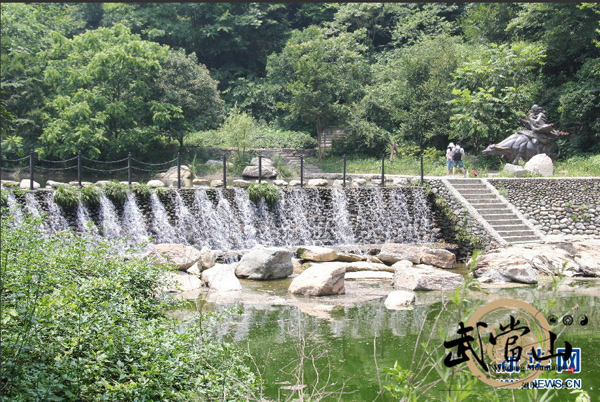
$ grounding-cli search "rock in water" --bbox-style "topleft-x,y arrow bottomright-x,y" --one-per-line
145,243 -> 202,270
384,290 -> 416,309
421,248 -> 456,269
288,262 -> 346,296
202,264 -> 242,291
377,243 -> 424,264
297,246 -> 338,262
235,245 -> 293,280
393,265 -> 462,291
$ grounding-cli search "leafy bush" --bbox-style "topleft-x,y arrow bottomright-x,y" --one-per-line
80,185 -> 101,206
54,185 -> 80,209
103,180 -> 128,205
247,183 -> 281,207
0,214 -> 259,400
132,183 -> 152,198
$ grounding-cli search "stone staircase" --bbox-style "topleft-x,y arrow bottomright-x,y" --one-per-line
263,149 -> 322,176
447,178 -> 543,244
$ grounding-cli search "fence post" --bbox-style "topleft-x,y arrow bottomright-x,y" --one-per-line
77,151 -> 82,187
300,156 -> 304,188
222,153 -> 227,189
420,151 -> 424,184
258,154 -> 262,184
177,151 -> 181,189
29,148 -> 34,190
381,154 -> 385,187
128,152 -> 132,186
343,154 -> 347,188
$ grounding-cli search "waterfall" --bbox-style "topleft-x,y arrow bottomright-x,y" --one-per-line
3,186 -> 437,249
99,193 -> 122,240
122,193 -> 150,247
5,191 -> 24,225
149,193 -> 179,244
76,202 -> 100,236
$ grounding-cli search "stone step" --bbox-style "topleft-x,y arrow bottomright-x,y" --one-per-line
489,223 -> 533,230
501,235 -> 542,243
470,202 -> 508,209
462,194 -> 498,201
496,229 -> 538,237
447,179 -> 481,183
452,184 -> 489,190
456,189 -> 495,196
486,219 -> 527,225
478,213 -> 520,220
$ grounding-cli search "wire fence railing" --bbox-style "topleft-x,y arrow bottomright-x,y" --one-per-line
1,150 -> 425,190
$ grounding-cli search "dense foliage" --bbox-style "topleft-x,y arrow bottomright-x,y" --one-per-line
0,214 -> 259,400
1,3 -> 599,161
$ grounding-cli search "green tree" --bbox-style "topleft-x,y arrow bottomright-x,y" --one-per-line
39,25 -> 171,159
449,42 -> 546,151
266,26 -> 369,158
349,35 -> 464,159
461,3 -> 520,44
155,49 -> 224,149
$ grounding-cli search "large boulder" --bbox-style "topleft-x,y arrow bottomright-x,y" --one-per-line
307,179 -> 328,187
335,252 -> 367,263
20,179 -> 40,189
474,258 -> 538,284
391,260 -> 414,270
250,157 -> 273,166
235,245 -> 293,280
147,180 -> 165,188
503,163 -> 525,177
524,154 -> 553,177
202,264 -> 242,291
233,179 -> 251,188
384,290 -> 416,310
199,246 -> 216,270
344,261 -> 395,273
288,262 -> 346,296
145,244 -> 202,270
393,265 -> 462,291
345,271 -> 393,281
377,244 -> 424,264
421,248 -> 456,269
156,165 -> 192,186
242,165 -> 277,178
297,246 -> 338,262
166,271 -> 203,293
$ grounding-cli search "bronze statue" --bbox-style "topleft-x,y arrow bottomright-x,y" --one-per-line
482,105 -> 563,164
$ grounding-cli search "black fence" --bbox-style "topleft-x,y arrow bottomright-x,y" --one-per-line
1,150 -> 425,190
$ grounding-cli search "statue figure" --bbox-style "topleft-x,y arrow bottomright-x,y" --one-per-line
482,105 -> 563,164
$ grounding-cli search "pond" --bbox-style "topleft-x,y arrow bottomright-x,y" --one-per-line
190,277 -> 600,401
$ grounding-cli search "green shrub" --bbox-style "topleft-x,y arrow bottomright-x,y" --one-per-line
247,183 -> 280,207
0,214 -> 259,400
80,185 -> 101,206
132,183 -> 152,198
54,185 -> 80,209
103,180 -> 128,205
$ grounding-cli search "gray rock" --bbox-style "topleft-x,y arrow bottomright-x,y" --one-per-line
250,157 -> 273,166
273,180 -> 288,186
186,262 -> 201,277
157,165 -> 192,186
288,262 -> 346,296
166,271 -> 203,293
378,244 -> 424,264
288,180 -> 302,187
421,248 -> 456,269
335,252 -> 367,263
20,179 -> 40,189
297,246 -> 338,262
524,154 -> 553,177
345,271 -> 393,281
503,164 -> 525,177
233,179 -> 251,188
199,246 -> 216,270
384,290 -> 416,309
393,265 -> 462,291
193,178 -> 209,186
0,180 -> 19,187
147,180 -> 165,188
352,178 -> 367,187
145,243 -> 202,270
202,264 -> 242,291
95,180 -> 111,187
242,165 -> 277,178
344,261 -> 395,273
391,260 -> 414,270
307,179 -> 328,187
46,180 -> 69,188
205,160 -> 223,166
210,180 -> 224,188
235,245 -> 293,280
474,259 -> 538,284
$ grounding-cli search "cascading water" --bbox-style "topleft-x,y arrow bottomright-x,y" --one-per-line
5,191 -> 24,224
122,193 -> 150,247
4,186 -> 436,249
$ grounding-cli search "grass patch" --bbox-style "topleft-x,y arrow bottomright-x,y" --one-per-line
247,183 -> 280,207
554,154 -> 600,176
53,185 -> 80,209
103,180 -> 128,205
80,185 -> 101,206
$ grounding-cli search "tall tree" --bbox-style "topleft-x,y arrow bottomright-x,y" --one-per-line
266,26 -> 369,157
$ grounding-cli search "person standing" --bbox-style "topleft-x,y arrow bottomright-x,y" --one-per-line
446,142 -> 455,176
452,143 -> 467,177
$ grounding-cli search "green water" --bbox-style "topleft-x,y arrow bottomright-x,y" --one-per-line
197,278 -> 600,401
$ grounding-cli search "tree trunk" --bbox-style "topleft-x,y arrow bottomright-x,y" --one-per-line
389,141 -> 396,163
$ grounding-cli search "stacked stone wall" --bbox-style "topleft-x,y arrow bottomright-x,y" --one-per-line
487,178 -> 600,236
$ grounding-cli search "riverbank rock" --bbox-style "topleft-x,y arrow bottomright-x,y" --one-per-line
524,154 -> 553,177
242,165 -> 277,178
352,178 -> 367,187
199,246 -> 216,270
384,290 -> 416,309
145,243 -> 202,270
20,179 -> 40,189
1,180 -> 19,187
344,261 -> 395,273
46,180 -> 68,188
156,165 -> 192,186
167,271 -> 203,293
473,238 -> 600,280
297,246 -> 338,262
193,178 -> 209,186
335,252 -> 367,263
210,180 -> 224,187
503,164 -> 525,177
235,246 -> 293,280
251,157 -> 273,166
345,271 -> 393,281
377,244 -> 423,264
147,180 -> 165,188
392,260 -> 414,270
202,264 -> 242,291
307,179 -> 328,187
288,262 -> 346,296
393,265 -> 462,291
473,257 -> 538,284
233,179 -> 251,188
421,248 -> 456,269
